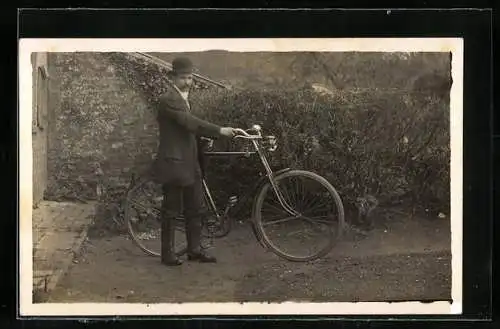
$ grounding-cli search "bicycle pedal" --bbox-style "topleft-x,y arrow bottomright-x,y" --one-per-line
201,243 -> 214,250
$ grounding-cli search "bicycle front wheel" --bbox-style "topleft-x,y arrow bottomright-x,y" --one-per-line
253,170 -> 345,262
124,177 -> 187,257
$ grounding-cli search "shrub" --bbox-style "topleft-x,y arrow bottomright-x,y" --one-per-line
189,88 -> 450,215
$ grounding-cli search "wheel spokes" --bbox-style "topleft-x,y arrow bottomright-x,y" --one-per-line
261,215 -> 299,227
257,173 -> 343,260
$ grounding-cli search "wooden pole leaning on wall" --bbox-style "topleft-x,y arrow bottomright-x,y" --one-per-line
127,52 -> 232,90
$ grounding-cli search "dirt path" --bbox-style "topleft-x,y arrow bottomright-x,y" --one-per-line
48,214 -> 451,303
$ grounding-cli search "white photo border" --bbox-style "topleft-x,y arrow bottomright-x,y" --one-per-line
18,38 -> 463,316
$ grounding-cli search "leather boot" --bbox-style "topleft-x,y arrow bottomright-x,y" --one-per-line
161,217 -> 183,266
185,211 -> 217,263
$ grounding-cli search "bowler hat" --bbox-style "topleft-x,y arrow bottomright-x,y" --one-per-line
171,57 -> 193,75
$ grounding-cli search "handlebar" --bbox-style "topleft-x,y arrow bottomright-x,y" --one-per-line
201,124 -> 277,153
233,127 -> 262,140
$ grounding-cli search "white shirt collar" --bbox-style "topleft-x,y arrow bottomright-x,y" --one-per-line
172,84 -> 190,109
173,84 -> 189,99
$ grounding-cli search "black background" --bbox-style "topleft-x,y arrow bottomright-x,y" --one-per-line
2,7 -> 496,328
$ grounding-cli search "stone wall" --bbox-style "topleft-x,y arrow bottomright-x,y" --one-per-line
45,52 -> 159,202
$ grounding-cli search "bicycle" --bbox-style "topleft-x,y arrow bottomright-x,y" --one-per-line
124,124 -> 345,262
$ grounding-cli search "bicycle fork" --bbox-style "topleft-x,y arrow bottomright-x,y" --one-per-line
253,139 -> 299,217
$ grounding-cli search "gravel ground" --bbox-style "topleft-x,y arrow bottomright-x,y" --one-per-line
233,250 -> 451,303
46,213 -> 452,304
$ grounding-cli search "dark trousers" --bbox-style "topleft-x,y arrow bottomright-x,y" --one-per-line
160,175 -> 205,261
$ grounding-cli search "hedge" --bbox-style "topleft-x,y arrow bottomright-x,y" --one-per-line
190,88 -> 450,212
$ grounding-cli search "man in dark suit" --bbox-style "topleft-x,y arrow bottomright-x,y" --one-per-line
152,57 -> 236,266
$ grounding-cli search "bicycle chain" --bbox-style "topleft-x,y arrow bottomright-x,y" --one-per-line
204,216 -> 218,248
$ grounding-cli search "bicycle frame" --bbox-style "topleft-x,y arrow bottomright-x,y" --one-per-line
124,125 -> 297,224
201,162 -> 292,222
200,125 -> 298,221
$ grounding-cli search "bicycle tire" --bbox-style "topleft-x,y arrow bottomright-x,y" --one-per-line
124,177 -> 187,257
252,169 -> 345,262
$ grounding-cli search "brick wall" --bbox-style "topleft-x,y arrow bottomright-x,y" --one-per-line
32,52 -> 49,207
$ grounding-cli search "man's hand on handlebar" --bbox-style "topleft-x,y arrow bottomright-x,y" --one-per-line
220,126 -> 261,138
219,127 -> 238,137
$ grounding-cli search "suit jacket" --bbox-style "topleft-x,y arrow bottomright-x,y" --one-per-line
151,87 -> 221,186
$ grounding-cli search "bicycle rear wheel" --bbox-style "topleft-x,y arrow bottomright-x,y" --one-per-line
124,177 -> 187,257
253,170 -> 345,262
